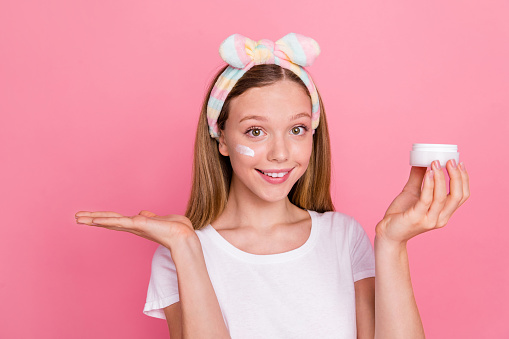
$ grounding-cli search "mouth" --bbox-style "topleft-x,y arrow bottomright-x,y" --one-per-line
255,168 -> 294,183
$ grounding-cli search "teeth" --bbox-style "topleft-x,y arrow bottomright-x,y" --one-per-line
262,171 -> 288,178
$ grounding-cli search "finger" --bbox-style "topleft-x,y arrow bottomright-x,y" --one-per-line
78,216 -> 134,231
148,213 -> 190,224
76,216 -> 100,226
427,160 -> 448,225
75,211 -> 124,219
457,162 -> 471,207
76,216 -> 113,229
436,159 -> 463,228
138,210 -> 180,222
412,168 -> 434,217
403,166 -> 427,196
77,217 -> 145,236
136,211 -> 186,226
139,210 -> 158,218
92,216 -> 135,228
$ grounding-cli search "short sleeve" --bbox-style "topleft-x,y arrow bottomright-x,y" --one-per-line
143,244 -> 180,319
348,217 -> 376,282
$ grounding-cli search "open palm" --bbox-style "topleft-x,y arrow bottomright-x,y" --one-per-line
75,210 -> 196,249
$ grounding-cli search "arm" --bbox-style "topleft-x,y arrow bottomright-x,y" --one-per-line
355,277 -> 375,339
168,234 -> 231,339
373,237 -> 424,339
353,245 -> 423,339
372,160 -> 470,339
74,211 -> 230,339
164,302 -> 182,339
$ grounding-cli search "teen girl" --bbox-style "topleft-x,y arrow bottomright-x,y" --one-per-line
75,33 -> 470,338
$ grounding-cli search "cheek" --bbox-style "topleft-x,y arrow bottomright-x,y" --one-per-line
234,142 -> 271,161
231,138 -> 313,167
235,144 -> 255,157
292,139 -> 313,165
230,143 -> 259,171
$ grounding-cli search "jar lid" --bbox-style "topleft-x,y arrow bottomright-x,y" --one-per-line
412,143 -> 458,152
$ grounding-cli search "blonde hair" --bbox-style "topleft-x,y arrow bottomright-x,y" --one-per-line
185,64 -> 335,230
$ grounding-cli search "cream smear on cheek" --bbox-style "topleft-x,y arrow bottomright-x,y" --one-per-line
235,144 -> 255,157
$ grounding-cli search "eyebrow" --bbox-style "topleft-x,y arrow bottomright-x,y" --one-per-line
239,112 -> 311,123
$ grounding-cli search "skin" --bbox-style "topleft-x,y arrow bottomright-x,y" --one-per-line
371,159 -> 470,338
377,160 -> 470,242
213,80 -> 314,234
75,80 -> 470,338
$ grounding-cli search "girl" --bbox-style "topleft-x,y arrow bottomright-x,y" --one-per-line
75,33 -> 470,339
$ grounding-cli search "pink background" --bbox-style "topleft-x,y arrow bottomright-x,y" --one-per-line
1,0 -> 507,338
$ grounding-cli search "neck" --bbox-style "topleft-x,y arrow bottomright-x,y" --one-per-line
216,175 -> 304,233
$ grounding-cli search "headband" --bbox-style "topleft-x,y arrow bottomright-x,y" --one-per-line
206,33 -> 321,139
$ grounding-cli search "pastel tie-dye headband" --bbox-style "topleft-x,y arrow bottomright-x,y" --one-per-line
206,33 -> 321,139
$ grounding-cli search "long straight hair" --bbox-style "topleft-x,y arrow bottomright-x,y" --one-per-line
185,64 -> 335,230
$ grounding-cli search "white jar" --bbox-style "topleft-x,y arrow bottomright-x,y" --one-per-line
409,143 -> 460,167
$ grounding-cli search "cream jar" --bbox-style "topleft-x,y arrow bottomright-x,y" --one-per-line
409,143 -> 459,167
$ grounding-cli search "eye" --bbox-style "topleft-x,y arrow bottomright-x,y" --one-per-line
245,127 -> 266,138
290,125 -> 308,136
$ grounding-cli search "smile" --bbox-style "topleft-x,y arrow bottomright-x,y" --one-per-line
255,168 -> 294,184
260,171 -> 289,178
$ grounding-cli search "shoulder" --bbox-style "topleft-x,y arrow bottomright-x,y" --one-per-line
309,210 -> 360,229
309,210 -> 368,243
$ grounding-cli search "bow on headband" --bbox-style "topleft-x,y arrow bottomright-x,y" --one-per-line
207,33 -> 321,139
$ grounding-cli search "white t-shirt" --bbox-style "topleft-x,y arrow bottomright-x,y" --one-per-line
144,210 -> 376,339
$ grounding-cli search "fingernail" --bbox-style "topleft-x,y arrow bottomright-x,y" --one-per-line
459,162 -> 466,171
433,160 -> 441,170
428,169 -> 434,180
451,159 -> 457,168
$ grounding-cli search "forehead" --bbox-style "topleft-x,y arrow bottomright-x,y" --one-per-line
229,81 -> 312,121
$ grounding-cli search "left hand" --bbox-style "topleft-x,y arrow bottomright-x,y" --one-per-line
376,159 -> 470,245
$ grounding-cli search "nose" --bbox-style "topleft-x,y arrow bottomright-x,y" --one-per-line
267,133 -> 289,162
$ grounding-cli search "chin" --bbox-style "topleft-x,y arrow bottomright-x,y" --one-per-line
262,193 -> 290,203
256,185 -> 296,203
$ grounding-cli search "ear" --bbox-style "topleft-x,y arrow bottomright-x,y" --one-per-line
218,131 -> 229,157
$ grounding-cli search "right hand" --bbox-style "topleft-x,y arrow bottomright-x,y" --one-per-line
375,159 -> 470,246
75,210 -> 196,249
